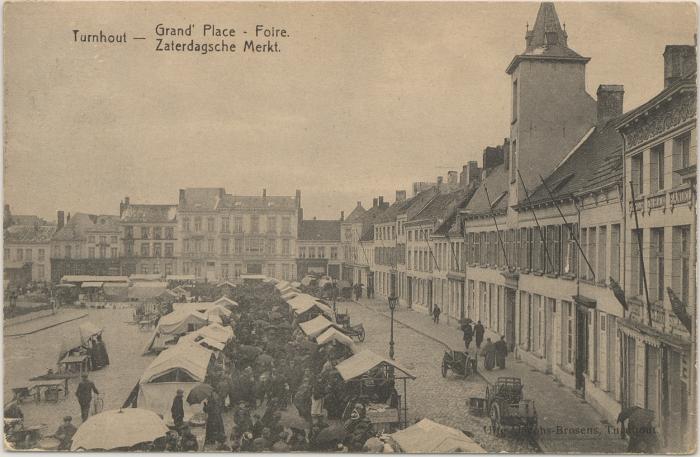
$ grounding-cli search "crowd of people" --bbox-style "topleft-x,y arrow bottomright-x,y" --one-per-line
148,282 -> 381,452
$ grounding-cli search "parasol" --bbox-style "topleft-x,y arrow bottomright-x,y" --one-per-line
186,383 -> 215,405
70,408 -> 169,451
278,409 -> 309,430
255,353 -> 274,366
315,424 -> 346,443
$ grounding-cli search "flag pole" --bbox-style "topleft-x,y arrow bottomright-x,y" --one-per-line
517,169 -> 555,273
483,185 -> 510,269
538,174 -> 595,280
629,180 -> 653,327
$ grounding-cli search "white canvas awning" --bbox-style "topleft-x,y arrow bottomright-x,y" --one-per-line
336,350 -> 415,381
81,282 -> 104,288
62,275 -> 128,284
298,314 -> 342,338
390,419 -> 486,453
213,296 -> 238,308
316,327 -> 355,351
79,322 -> 102,345
128,282 -> 168,300
166,275 -> 195,282
140,341 -> 212,384
275,280 -> 290,290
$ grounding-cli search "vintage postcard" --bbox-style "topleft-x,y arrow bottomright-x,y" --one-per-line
3,1 -> 697,453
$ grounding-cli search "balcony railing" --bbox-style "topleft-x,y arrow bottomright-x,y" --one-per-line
670,186 -> 693,207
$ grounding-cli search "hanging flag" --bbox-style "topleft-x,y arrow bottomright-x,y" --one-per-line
609,277 -> 627,311
667,287 -> 692,333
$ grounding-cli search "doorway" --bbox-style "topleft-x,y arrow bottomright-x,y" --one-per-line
504,288 -> 516,352
575,307 -> 589,393
407,277 -> 413,308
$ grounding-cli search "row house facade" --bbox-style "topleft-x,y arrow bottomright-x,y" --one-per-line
119,198 -> 178,277
4,223 -> 56,282
50,212 -> 122,282
454,3 -> 696,452
340,201 -> 366,284
616,46 -> 696,452
177,188 -> 300,282
296,218 -> 343,279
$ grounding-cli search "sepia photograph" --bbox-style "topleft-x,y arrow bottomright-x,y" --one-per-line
2,1 -> 697,453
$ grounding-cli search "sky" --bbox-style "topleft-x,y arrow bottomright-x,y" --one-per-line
3,1 -> 697,221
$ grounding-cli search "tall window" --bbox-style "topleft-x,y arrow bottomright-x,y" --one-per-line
631,153 -> 644,195
282,239 -> 290,256
519,291 -> 530,350
651,228 -> 665,303
221,263 -> 229,279
183,218 -> 190,232
234,238 -> 243,254
610,224 -> 621,282
512,79 -> 518,122
250,215 -> 259,234
598,226 -> 607,284
267,216 -> 277,234
109,246 -> 117,257
651,144 -> 665,192
141,243 -> 149,257
165,227 -> 174,239
165,243 -> 174,257
319,247 -> 326,258
673,226 -> 691,305
631,229 -> 644,297
674,134 -> 691,170
331,247 -> 338,260
207,239 -> 214,253
562,224 -> 578,276
207,217 -> 215,232
282,217 -> 291,234
532,227 -> 543,272
153,227 -> 161,240
233,217 -> 243,233
141,227 -> 149,239
221,217 -> 230,233
194,217 -> 202,232
562,301 -> 574,368
221,239 -> 230,255
154,244 -> 162,257
511,140 -> 517,183
88,247 -> 95,258
589,227 -> 597,281
266,239 -> 276,255
580,228 -> 589,280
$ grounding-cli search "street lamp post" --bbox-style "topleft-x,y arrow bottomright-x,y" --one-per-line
388,295 -> 398,359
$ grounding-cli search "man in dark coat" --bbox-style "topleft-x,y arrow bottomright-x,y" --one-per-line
203,393 -> 225,446
481,338 -> 496,370
474,321 -> 485,349
494,336 -> 508,369
75,374 -> 99,422
432,305 -> 441,324
462,322 -> 473,350
171,389 -> 185,428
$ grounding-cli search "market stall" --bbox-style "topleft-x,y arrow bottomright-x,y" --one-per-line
390,418 -> 486,453
336,350 -> 415,432
142,309 -> 209,354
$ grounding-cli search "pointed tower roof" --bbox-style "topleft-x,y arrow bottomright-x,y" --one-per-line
506,2 -> 589,74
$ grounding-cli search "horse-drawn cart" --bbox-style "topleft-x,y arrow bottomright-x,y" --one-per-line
441,349 -> 477,378
485,377 -> 537,436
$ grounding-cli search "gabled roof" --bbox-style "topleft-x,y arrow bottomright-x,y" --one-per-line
52,213 -> 120,241
9,215 -> 51,226
374,197 -> 417,225
518,118 -> 624,207
358,203 -> 391,241
178,188 -> 225,211
344,203 -> 366,223
410,186 -> 475,225
5,224 -> 56,244
462,165 -> 510,218
121,204 -> 177,223
506,2 -> 589,74
299,220 -> 341,241
616,70 -> 697,131
217,195 -> 297,211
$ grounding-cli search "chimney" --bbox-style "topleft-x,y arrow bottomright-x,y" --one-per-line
378,196 -> 384,206
373,198 -> 378,208
664,45 -> 696,88
447,171 -> 458,190
483,144 -> 506,171
66,212 -> 71,223
356,201 -> 362,207
120,196 -> 130,217
597,85 -> 624,124
57,211 -> 65,229
295,189 -> 301,207
313,216 -> 317,220
262,188 -> 267,198
395,190 -> 407,202
340,211 -> 344,221
179,189 -> 186,205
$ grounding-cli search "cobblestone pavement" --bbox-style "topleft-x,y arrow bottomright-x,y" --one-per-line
351,298 -> 627,454
5,308 -> 156,433
338,300 -> 538,452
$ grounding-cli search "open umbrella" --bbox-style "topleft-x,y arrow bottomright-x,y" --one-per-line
70,408 -> 169,451
186,383 -> 215,405
278,409 -> 309,430
315,424 -> 346,444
